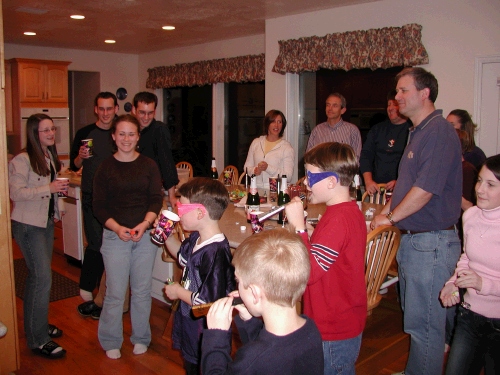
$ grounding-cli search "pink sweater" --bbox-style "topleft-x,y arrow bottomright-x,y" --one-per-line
447,205 -> 500,318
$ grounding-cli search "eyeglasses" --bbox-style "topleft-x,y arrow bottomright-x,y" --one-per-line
176,201 -> 206,217
306,170 -> 339,187
38,127 -> 57,134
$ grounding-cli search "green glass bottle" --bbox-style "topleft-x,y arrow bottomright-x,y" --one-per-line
210,157 -> 218,180
246,175 -> 260,223
277,175 -> 290,224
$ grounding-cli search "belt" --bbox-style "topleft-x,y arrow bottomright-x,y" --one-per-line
399,225 -> 455,235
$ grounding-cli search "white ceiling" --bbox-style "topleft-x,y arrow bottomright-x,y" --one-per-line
2,0 -> 377,54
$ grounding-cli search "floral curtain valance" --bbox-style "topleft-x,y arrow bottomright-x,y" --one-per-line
146,53 -> 265,89
272,23 -> 428,74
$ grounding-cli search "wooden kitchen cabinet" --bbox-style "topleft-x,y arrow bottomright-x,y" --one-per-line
9,58 -> 71,107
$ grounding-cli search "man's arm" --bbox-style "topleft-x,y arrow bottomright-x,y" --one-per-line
372,186 -> 432,228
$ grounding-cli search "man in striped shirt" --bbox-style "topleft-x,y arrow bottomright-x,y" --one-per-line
306,93 -> 362,159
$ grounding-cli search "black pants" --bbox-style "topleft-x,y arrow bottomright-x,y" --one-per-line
79,192 -> 104,292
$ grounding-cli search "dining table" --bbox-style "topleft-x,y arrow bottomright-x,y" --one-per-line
221,185 -> 384,249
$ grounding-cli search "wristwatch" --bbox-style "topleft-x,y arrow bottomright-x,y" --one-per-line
386,211 -> 396,226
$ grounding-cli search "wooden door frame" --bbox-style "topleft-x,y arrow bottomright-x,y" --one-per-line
0,0 -> 21,372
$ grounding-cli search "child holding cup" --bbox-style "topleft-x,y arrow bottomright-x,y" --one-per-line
163,177 -> 235,375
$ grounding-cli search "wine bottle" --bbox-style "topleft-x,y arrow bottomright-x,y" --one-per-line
246,175 -> 260,223
354,174 -> 362,201
211,157 -> 218,179
277,175 -> 290,224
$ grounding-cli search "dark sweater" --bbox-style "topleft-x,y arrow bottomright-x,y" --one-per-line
360,119 -> 411,182
70,123 -> 114,194
201,315 -> 324,375
138,120 -> 179,190
92,154 -> 163,228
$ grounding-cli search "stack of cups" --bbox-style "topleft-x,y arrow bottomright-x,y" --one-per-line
269,177 -> 278,202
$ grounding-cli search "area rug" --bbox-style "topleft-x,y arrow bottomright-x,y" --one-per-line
14,258 -> 80,302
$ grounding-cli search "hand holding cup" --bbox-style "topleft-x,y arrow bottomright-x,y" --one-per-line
151,210 -> 180,245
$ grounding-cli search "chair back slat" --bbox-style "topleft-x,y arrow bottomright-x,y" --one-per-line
362,183 -> 388,205
176,161 -> 193,178
365,225 -> 401,313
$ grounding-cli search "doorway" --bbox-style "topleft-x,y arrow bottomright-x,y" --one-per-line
68,71 -> 100,142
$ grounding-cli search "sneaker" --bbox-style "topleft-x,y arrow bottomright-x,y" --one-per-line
90,306 -> 102,320
77,300 -> 101,317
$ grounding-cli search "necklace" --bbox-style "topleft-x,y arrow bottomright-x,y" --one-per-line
480,226 -> 490,238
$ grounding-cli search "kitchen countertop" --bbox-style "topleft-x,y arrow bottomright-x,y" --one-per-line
58,171 -> 82,187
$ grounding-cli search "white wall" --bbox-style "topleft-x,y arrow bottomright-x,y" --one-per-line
265,0 -> 500,152
4,43 -> 140,109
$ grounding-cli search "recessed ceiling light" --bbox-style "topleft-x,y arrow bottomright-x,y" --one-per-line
162,26 -> 175,30
105,40 -> 116,44
24,32 -> 36,36
70,15 -> 85,20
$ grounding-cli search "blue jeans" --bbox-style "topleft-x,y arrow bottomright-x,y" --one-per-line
397,229 -> 461,375
12,219 -> 55,349
323,333 -> 362,375
445,306 -> 500,375
98,229 -> 157,351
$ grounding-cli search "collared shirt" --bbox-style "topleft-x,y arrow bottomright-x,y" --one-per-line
306,119 -> 362,159
390,110 -> 462,232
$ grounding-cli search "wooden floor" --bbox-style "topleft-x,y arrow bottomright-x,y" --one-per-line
11,230 -> 411,375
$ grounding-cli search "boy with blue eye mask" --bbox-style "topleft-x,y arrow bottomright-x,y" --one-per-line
285,142 -> 367,375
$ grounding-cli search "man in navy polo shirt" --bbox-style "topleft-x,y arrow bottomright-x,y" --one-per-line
371,67 -> 462,375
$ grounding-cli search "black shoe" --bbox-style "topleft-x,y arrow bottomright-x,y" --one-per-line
90,306 -> 102,320
77,300 -> 101,317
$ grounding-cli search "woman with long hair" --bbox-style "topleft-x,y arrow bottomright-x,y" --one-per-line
447,109 -> 486,169
440,154 -> 500,374
243,109 -> 294,188
9,113 -> 69,359
92,114 -> 163,359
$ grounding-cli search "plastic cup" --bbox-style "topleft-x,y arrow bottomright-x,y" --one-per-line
223,170 -> 233,186
81,139 -> 93,157
151,210 -> 180,245
56,177 -> 69,197
250,211 -> 264,234
268,177 -> 278,202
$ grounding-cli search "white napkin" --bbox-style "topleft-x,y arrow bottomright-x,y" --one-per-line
235,195 -> 272,208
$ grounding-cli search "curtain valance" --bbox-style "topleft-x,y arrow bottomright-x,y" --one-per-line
272,23 -> 428,74
146,53 -> 265,89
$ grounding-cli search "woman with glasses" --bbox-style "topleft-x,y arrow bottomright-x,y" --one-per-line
9,113 -> 69,359
92,114 -> 163,359
440,154 -> 500,375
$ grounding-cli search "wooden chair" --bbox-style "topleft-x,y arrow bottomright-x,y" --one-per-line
238,171 -> 247,185
219,165 -> 239,185
176,161 -> 193,178
296,176 -> 306,187
362,183 -> 387,205
365,225 -> 401,314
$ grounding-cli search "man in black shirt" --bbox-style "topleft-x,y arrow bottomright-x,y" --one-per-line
70,92 -> 117,316
132,92 -> 178,208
